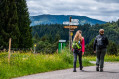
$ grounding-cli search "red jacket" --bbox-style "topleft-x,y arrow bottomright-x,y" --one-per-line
81,38 -> 85,52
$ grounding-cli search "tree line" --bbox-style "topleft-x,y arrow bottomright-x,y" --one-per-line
32,20 -> 119,54
0,0 -> 32,50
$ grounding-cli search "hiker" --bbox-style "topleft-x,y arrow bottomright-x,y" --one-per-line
93,29 -> 108,72
72,30 -> 85,72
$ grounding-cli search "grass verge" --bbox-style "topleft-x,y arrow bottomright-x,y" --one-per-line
83,55 -> 119,62
0,50 -> 93,79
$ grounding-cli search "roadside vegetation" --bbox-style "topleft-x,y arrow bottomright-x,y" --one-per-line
84,55 -> 119,62
0,48 -> 119,79
0,49 -> 93,79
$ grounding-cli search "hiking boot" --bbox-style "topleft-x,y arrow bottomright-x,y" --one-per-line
80,66 -> 83,70
73,69 -> 77,72
100,68 -> 103,72
96,66 -> 99,71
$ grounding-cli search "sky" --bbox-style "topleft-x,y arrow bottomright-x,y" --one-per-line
26,0 -> 119,22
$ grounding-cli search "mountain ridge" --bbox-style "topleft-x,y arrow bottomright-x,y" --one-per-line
30,14 -> 106,26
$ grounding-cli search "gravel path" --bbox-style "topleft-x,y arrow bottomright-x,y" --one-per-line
13,62 -> 119,79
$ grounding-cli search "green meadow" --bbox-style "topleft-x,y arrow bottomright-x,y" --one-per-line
0,50 -> 92,79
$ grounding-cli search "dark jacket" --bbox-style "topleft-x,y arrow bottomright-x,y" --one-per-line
93,34 -> 108,51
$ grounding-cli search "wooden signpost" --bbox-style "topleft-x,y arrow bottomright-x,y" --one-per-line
63,17 -> 79,51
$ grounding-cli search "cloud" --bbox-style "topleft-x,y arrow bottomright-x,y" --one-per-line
26,0 -> 119,22
95,0 -> 119,3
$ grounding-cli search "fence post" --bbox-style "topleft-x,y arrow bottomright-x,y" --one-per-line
34,44 -> 36,53
8,38 -> 11,64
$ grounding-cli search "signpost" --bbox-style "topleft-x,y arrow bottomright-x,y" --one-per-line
63,17 -> 79,51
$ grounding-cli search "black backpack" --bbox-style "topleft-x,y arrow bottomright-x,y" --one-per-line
96,35 -> 105,49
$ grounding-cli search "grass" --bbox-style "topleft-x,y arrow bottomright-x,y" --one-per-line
0,49 -> 93,79
1,49 -> 118,79
83,55 -> 119,62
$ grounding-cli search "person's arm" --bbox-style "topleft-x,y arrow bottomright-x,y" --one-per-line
81,38 -> 85,55
93,37 -> 97,53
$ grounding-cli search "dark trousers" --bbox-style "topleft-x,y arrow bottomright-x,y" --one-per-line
96,48 -> 106,68
73,49 -> 82,70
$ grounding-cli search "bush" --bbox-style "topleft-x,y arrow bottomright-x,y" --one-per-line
107,41 -> 118,55
35,41 -> 58,54
85,38 -> 95,56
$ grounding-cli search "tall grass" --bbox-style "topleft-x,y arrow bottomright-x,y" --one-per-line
0,49 -> 93,79
83,55 -> 119,62
0,49 -> 119,79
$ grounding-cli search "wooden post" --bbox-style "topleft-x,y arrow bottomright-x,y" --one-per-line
8,38 -> 11,64
34,44 -> 36,53
70,31 -> 73,51
69,16 -> 72,51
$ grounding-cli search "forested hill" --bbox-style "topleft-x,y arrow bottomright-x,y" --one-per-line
32,20 -> 119,44
30,14 -> 106,26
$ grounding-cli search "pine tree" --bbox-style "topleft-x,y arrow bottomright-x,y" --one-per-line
0,0 -> 32,49
16,0 -> 32,48
0,0 -> 8,48
0,0 -> 20,48
7,0 -> 20,48
0,0 -> 4,49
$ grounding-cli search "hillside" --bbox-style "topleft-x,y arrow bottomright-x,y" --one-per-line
30,14 -> 106,26
32,20 -> 119,44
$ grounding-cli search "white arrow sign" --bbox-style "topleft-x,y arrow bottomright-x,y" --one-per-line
71,19 -> 79,22
63,19 -> 79,25
63,22 -> 79,25
63,21 -> 69,25
69,22 -> 79,25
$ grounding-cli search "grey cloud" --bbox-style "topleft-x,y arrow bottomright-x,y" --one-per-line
26,0 -> 119,21
95,0 -> 119,3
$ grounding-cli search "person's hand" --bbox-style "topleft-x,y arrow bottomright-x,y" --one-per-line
94,51 -> 96,53
82,52 -> 84,55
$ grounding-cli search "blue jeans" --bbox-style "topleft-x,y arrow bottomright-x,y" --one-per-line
73,49 -> 82,70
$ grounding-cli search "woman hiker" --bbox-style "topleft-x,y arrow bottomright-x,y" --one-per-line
72,30 -> 85,72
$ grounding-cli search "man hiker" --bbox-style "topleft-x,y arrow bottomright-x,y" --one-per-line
93,29 -> 108,72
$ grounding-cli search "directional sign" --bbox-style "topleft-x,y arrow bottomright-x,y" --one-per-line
63,21 -> 69,25
69,22 -> 79,25
71,19 -> 79,22
63,22 -> 79,25
64,26 -> 77,29
70,32 -> 73,36
34,44 -> 36,47
63,19 -> 79,25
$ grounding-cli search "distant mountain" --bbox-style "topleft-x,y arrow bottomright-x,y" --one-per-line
30,14 -> 106,26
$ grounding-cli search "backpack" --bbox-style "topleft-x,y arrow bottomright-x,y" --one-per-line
72,41 -> 82,49
96,35 -> 105,49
